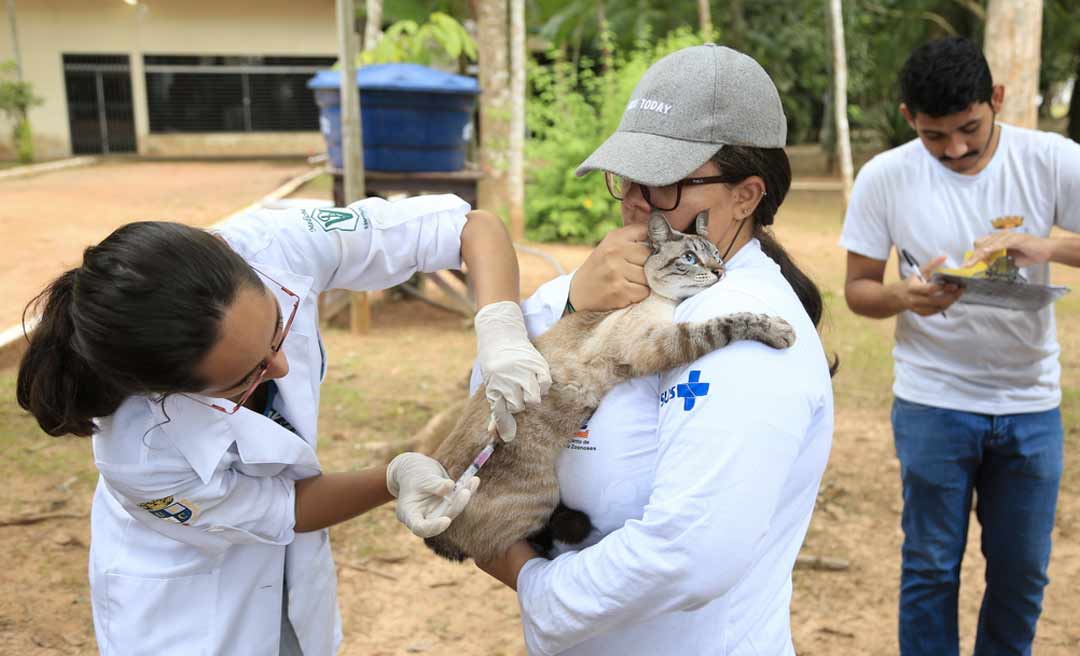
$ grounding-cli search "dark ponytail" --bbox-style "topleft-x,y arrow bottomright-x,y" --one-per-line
17,270 -> 122,436
711,146 -> 838,375
16,222 -> 262,437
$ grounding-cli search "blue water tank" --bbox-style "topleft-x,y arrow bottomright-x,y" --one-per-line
308,64 -> 480,172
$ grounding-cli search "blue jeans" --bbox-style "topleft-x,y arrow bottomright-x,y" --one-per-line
891,397 -> 1063,656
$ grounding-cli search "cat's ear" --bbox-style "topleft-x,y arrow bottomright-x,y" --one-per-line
694,210 -> 710,239
648,211 -> 675,249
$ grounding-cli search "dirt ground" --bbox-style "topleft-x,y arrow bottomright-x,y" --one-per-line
0,168 -> 1078,655
0,159 -> 311,328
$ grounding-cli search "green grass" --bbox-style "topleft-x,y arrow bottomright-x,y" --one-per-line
0,374 -> 96,515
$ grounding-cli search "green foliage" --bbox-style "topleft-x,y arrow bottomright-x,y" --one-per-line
14,117 -> 33,163
524,53 -> 618,243
1041,0 -> 1080,93
0,60 -> 42,163
736,2 -> 830,144
535,0 -> 699,58
525,29 -> 704,243
841,0 -> 980,147
381,0 -> 1078,147
372,0 -> 469,25
361,12 -> 476,70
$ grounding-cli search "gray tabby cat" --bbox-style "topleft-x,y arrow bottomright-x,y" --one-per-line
426,211 -> 795,562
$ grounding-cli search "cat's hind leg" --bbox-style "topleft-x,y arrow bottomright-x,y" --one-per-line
527,502 -> 594,558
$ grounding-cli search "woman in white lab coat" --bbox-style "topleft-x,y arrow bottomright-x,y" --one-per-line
16,194 -> 550,655
476,46 -> 835,656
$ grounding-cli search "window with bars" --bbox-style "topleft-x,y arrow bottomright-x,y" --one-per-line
144,55 -> 335,134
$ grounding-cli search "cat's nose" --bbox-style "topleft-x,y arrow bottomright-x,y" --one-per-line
712,266 -> 725,279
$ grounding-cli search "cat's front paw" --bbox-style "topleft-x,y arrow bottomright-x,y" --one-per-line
762,316 -> 796,349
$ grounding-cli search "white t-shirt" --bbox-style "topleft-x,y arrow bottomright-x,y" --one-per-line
839,124 -> 1080,414
492,241 -> 834,656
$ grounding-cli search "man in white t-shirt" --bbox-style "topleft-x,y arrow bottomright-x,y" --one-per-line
840,36 -> 1080,656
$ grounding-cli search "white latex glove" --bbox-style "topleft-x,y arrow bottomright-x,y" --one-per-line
473,300 -> 552,442
386,452 -> 479,538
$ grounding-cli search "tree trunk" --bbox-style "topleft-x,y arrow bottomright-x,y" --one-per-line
1068,52 -> 1080,142
363,0 -> 382,52
828,0 -> 854,205
729,0 -> 746,51
821,89 -> 836,175
471,0 -> 512,218
337,0 -> 365,202
508,0 -> 526,240
983,0 -> 1043,128
698,0 -> 713,40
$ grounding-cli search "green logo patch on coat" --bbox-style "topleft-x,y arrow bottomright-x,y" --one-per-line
315,207 -> 360,232
300,206 -> 371,233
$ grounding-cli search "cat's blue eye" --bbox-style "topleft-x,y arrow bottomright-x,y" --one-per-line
681,252 -> 698,264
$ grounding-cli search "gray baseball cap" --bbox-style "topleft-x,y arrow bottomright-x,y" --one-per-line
576,44 -> 787,186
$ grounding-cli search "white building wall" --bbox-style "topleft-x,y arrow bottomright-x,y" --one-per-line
0,0 -> 337,160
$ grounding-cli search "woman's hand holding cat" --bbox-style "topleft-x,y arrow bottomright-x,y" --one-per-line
387,452 -> 479,538
475,301 -> 553,442
568,223 -> 651,312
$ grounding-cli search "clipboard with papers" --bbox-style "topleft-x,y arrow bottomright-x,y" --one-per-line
927,215 -> 1071,312
930,271 -> 1069,311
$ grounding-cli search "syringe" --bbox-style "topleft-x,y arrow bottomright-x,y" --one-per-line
430,441 -> 496,519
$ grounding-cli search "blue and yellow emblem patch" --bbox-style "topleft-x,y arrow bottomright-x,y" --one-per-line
137,495 -> 197,524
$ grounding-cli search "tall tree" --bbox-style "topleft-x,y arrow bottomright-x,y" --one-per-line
728,0 -> 746,52
364,0 -> 383,51
337,0 -> 365,202
509,0 -> 526,240
984,0 -> 1043,128
827,0 -> 853,205
698,0 -> 712,40
471,0 -> 512,217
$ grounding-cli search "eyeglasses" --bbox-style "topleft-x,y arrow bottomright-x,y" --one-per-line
193,268 -> 301,415
604,171 -> 736,212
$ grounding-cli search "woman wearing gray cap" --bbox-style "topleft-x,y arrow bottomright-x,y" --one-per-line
477,44 -> 836,655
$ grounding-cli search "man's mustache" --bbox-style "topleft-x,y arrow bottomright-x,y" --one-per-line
940,149 -> 979,162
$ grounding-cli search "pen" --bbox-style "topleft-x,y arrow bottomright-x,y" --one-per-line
900,248 -> 947,319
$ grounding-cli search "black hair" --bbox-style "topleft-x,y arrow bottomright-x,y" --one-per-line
711,145 -> 838,376
900,36 -> 993,118
16,221 -> 262,437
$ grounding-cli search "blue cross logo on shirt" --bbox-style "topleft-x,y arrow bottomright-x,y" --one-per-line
676,370 -> 710,411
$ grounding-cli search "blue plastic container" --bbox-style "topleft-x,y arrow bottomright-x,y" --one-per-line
308,64 -> 479,172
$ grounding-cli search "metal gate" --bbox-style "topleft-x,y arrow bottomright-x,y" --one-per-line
62,54 -> 137,154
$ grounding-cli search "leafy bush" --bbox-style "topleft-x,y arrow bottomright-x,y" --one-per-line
525,29 -> 704,244
0,60 -> 42,163
361,12 -> 476,70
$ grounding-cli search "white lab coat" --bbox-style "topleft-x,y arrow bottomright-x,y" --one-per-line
88,195 -> 470,655
471,240 -> 834,655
